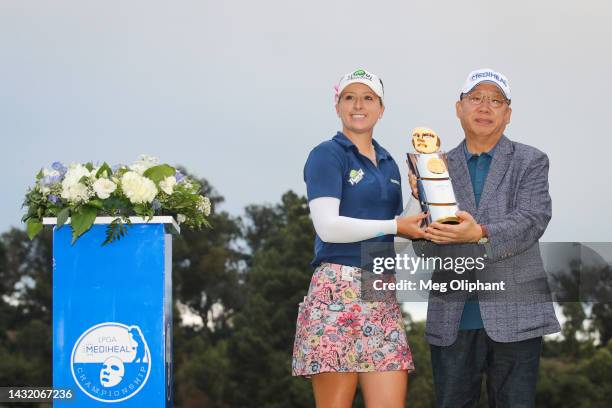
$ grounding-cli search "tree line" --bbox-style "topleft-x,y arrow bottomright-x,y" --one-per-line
1,175 -> 611,407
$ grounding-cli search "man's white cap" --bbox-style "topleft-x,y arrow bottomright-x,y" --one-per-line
335,69 -> 384,104
460,68 -> 511,101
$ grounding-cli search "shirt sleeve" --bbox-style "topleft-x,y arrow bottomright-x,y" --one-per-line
309,197 -> 397,243
304,144 -> 344,201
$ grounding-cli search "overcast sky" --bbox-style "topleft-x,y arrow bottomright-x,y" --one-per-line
2,0 -> 611,245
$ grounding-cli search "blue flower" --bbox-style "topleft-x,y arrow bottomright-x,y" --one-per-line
309,361 -> 321,373
327,302 -> 344,312
387,330 -> 399,342
48,194 -> 59,204
41,175 -> 60,185
362,323 -> 376,337
372,351 -> 385,362
151,199 -> 162,211
174,170 -> 185,183
51,162 -> 67,175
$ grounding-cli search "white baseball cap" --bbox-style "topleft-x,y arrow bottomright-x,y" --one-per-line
460,68 -> 511,101
335,69 -> 384,105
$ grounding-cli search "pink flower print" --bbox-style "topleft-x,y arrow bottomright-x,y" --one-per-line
337,312 -> 361,335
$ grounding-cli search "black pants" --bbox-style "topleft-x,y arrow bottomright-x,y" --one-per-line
430,329 -> 542,408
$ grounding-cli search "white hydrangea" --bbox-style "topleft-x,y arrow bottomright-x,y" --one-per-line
121,171 -> 158,204
159,176 -> 177,195
129,154 -> 159,175
176,214 -> 187,224
61,163 -> 93,203
61,183 -> 92,203
92,178 -> 117,199
197,196 -> 211,217
63,163 -> 90,186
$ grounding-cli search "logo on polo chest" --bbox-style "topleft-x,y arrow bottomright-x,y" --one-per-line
348,169 -> 365,185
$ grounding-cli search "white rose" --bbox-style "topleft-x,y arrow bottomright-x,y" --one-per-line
197,196 -> 211,217
93,178 -> 117,199
129,154 -> 159,175
159,176 -> 177,195
121,171 -> 158,204
177,214 -> 187,224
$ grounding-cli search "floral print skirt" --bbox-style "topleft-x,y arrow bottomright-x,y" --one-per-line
292,262 -> 415,377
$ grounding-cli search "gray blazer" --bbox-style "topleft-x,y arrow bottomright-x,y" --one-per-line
413,135 -> 561,346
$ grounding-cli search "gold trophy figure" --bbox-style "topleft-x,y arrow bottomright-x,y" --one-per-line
407,127 -> 460,225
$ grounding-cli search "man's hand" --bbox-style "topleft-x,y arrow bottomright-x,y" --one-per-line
397,212 -> 428,240
424,210 -> 482,244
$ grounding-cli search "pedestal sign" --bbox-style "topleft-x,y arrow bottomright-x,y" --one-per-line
44,216 -> 178,407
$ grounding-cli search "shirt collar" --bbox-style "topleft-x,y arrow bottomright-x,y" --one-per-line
333,131 -> 392,161
463,139 -> 498,161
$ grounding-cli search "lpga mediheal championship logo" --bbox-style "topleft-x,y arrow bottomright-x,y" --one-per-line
71,322 -> 151,403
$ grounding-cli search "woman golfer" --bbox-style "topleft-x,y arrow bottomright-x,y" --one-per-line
292,69 -> 426,407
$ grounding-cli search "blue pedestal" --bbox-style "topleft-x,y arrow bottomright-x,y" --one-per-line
50,219 -> 175,407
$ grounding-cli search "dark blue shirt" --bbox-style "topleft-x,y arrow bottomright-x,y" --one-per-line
458,142 -> 497,330
304,132 -> 403,268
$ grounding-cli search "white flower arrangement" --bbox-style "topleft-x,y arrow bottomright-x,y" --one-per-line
23,155 -> 212,245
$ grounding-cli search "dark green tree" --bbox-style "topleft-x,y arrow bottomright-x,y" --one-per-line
227,191 -> 315,408
0,228 -> 53,408
171,176 -> 244,407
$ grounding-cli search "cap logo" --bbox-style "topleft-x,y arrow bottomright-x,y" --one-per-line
471,71 -> 507,87
346,69 -> 373,82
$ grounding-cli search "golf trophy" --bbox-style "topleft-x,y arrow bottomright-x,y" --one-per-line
407,127 -> 460,225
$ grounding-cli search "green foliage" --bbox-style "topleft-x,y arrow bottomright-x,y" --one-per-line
95,162 -> 112,179
70,205 -> 98,243
102,217 -> 132,246
26,218 -> 42,240
56,207 -> 70,228
143,164 -> 176,184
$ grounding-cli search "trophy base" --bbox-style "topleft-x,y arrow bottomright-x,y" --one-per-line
435,216 -> 461,224
423,203 -> 460,226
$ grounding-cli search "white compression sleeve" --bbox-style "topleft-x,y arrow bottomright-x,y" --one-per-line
308,197 -> 397,243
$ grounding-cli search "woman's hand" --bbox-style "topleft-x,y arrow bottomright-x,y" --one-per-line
396,213 -> 428,239
408,171 -> 418,200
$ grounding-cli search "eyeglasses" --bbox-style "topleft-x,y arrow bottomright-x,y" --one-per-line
462,92 -> 510,108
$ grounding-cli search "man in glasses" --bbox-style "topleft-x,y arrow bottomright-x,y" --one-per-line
411,68 -> 560,407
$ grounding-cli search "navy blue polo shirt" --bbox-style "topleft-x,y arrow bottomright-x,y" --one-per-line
458,142 -> 497,330
304,132 -> 403,268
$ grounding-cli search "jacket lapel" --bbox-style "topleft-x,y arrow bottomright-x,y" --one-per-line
447,141 -> 477,216
476,135 -> 514,218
